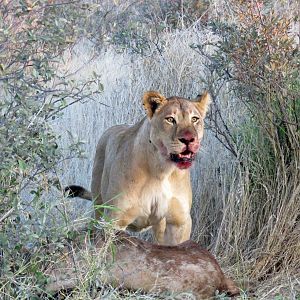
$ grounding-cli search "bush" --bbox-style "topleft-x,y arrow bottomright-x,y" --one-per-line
0,1 -> 102,297
1,0 -> 299,298
192,0 -> 300,280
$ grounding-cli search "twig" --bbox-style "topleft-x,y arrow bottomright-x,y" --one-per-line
0,208 -> 14,223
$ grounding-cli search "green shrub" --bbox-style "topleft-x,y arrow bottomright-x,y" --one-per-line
193,0 -> 300,279
0,2 -> 102,297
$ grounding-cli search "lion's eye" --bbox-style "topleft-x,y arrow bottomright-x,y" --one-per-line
191,116 -> 199,123
165,117 -> 176,124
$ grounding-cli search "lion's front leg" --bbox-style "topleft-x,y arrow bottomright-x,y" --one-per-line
161,196 -> 192,245
163,215 -> 192,246
152,218 -> 166,244
181,214 -> 192,241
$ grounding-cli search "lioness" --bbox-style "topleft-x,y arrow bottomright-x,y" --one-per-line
66,91 -> 210,245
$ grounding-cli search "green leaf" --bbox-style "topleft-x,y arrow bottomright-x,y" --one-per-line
18,159 -> 27,171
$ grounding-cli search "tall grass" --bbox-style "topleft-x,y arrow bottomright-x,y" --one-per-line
56,29 -> 233,235
56,17 -> 299,298
1,1 -> 299,298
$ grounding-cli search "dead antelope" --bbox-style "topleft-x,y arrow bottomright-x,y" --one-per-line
46,231 -> 240,299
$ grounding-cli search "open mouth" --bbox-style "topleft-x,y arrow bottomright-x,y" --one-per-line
170,150 -> 196,163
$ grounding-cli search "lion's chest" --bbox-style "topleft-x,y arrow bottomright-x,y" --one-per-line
132,178 -> 173,228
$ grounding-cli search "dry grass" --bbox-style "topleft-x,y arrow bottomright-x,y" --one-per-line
3,1 -> 298,298
50,21 -> 300,299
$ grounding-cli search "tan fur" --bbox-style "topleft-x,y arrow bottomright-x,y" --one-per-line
67,91 -> 211,245
46,231 -> 240,299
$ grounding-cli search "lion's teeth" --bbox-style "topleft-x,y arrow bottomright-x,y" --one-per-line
176,152 -> 193,159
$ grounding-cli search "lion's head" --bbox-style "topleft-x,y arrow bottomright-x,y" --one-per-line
143,91 -> 211,169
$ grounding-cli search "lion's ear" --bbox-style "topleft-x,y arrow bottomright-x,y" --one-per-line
143,91 -> 167,119
195,91 -> 211,117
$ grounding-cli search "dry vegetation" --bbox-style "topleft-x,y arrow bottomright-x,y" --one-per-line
0,0 -> 299,299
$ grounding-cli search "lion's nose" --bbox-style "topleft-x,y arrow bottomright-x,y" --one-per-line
179,137 -> 195,145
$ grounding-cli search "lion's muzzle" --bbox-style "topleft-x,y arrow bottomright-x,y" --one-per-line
178,129 -> 200,154
170,149 -> 197,169
170,130 -> 200,169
